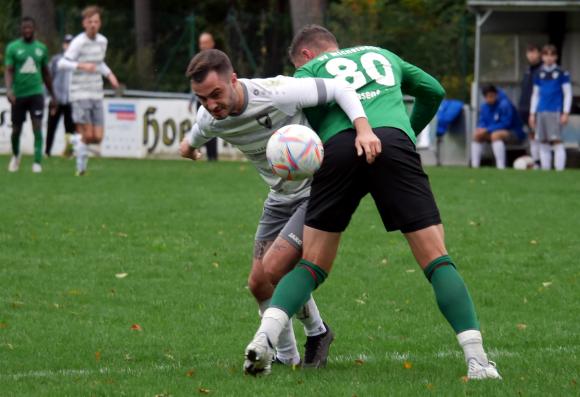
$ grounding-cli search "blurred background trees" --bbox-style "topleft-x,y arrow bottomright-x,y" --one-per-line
0,0 -> 473,99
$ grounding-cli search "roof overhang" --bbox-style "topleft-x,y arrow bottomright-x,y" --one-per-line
468,1 -> 580,13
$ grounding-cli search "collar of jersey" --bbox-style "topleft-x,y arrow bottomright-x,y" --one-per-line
230,81 -> 249,117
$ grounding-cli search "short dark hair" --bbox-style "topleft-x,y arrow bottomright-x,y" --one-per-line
526,43 -> 540,52
21,16 -> 35,26
542,44 -> 558,55
288,24 -> 338,61
481,84 -> 497,96
185,49 -> 233,83
82,5 -> 102,19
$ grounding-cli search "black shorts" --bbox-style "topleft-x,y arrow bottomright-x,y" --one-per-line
305,127 -> 441,233
12,94 -> 44,126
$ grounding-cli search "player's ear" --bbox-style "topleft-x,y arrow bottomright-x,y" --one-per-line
301,49 -> 313,60
231,72 -> 238,85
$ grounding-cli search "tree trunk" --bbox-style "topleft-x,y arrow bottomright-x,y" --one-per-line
21,0 -> 57,47
289,0 -> 328,35
134,0 -> 153,86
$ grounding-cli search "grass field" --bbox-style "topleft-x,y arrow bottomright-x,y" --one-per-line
1,155 -> 579,396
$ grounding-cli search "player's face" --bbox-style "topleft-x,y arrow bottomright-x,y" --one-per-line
192,71 -> 238,120
526,49 -> 540,65
541,51 -> 557,66
484,92 -> 497,105
83,14 -> 101,38
199,34 -> 215,51
21,21 -> 35,41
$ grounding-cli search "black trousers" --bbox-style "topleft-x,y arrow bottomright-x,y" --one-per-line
46,103 -> 75,156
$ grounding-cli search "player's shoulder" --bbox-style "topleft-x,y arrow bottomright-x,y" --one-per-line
95,33 -> 108,44
195,106 -> 215,130
242,75 -> 298,98
5,39 -> 21,51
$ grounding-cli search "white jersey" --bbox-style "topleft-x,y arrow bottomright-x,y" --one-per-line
58,33 -> 112,101
188,75 -> 365,202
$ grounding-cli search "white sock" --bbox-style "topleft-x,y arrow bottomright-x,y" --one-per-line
553,143 -> 566,171
258,300 -> 299,364
457,330 -> 488,364
76,141 -> 87,172
491,140 -> 506,169
471,141 -> 483,168
296,296 -> 327,337
539,143 -> 552,170
530,139 -> 540,163
256,307 -> 289,348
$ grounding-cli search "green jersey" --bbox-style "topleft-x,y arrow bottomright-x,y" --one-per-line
4,38 -> 48,98
294,45 -> 445,144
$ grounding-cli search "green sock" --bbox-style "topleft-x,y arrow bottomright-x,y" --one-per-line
270,259 -> 327,316
33,130 -> 42,163
11,131 -> 21,156
424,255 -> 480,333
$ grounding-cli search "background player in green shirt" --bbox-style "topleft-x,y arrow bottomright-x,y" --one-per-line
245,25 -> 501,380
5,16 -> 56,173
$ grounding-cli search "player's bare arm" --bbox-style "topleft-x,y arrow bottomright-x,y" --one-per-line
41,64 -> 58,114
4,66 -> 15,104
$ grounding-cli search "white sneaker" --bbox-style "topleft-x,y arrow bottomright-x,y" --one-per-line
244,333 -> 275,376
8,155 -> 21,172
32,163 -> 42,173
467,358 -> 502,380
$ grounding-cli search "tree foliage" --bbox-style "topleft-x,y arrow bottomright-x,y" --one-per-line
1,0 -> 473,98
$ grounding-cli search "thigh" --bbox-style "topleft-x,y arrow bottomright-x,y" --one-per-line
11,98 -> 27,126
255,196 -> 298,243
536,112 -> 561,143
368,128 -> 441,233
72,100 -> 91,125
305,130 -> 368,233
29,95 -> 45,122
90,100 -> 104,127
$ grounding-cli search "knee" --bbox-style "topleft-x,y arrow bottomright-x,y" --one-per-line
262,252 -> 296,286
247,271 -> 272,301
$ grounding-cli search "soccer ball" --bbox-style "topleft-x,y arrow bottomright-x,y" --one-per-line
513,155 -> 534,170
266,124 -> 324,180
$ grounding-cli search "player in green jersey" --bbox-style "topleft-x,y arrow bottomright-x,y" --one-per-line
5,16 -> 56,173
245,25 -> 501,380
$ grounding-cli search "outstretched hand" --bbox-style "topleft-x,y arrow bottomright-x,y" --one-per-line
179,138 -> 202,161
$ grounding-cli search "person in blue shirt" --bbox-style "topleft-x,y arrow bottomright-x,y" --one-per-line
529,44 -> 572,171
518,44 -> 542,168
471,84 -> 525,169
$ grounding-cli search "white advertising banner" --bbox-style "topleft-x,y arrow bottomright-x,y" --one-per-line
0,97 -> 242,159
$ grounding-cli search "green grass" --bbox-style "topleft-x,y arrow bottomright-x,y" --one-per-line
1,155 -> 579,396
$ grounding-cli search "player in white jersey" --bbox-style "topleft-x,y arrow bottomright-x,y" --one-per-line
179,49 -> 378,370
58,5 -> 119,176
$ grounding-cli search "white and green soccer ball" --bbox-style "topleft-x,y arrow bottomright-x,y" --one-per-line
266,124 -> 324,181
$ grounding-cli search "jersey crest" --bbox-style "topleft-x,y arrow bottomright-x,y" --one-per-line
19,56 -> 38,74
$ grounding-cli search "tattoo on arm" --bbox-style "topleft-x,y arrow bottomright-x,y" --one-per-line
253,240 -> 270,260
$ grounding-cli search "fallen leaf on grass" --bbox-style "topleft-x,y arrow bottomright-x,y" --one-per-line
0,322 -> 7,329
530,240 -> 538,245
516,323 -> 527,331
117,232 -> 128,238
115,273 -> 128,279
11,301 -> 25,308
130,324 -> 142,331
354,358 -> 365,365
95,351 -> 101,362
185,369 -> 195,377
523,297 -> 528,304
354,299 -> 366,305
405,269 -> 416,273
198,387 -> 210,394
403,361 -> 413,369
381,258 -> 388,265
461,375 -> 469,383
211,262 -> 219,268
542,282 -> 552,288
426,383 -> 434,390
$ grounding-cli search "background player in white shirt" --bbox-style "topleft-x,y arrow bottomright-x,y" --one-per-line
179,49 -> 379,368
58,5 -> 119,175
